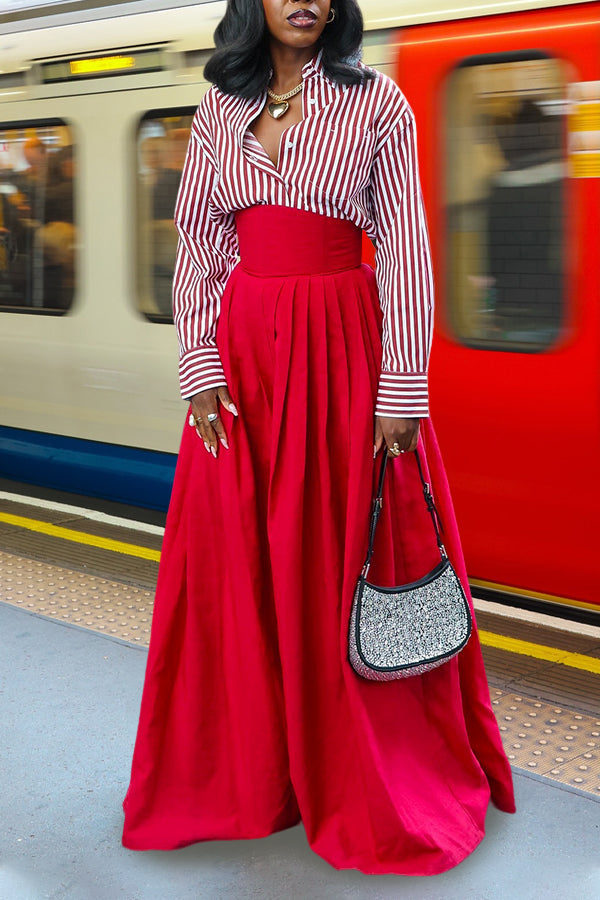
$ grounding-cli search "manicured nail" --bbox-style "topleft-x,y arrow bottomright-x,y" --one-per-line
211,446 -> 217,458
373,445 -> 377,459
228,403 -> 238,416
220,437 -> 229,450
203,441 -> 210,453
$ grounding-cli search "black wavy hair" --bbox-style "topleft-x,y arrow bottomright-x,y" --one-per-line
203,0 -> 374,98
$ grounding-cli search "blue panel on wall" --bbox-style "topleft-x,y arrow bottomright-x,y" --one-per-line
0,426 -> 177,511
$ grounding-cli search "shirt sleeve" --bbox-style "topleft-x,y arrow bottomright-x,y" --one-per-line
173,94 -> 239,400
368,99 -> 434,419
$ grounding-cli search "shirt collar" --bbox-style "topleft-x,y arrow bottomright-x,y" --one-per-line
236,47 -> 331,142
265,48 -> 330,87
301,48 -> 325,80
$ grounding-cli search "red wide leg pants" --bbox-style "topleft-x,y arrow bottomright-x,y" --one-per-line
122,206 -> 515,875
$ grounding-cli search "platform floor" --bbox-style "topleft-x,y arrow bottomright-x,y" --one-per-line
1,489 -> 600,898
1,601 -> 599,900
2,541 -> 599,794
1,490 -> 600,795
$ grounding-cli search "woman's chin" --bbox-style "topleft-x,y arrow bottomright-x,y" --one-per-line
275,31 -> 322,50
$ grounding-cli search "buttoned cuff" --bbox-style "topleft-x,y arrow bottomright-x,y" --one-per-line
179,346 -> 228,400
375,372 -> 429,418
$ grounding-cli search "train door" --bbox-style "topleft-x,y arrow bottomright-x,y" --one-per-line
396,4 -> 600,608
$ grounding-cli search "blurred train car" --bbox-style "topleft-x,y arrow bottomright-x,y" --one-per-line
0,0 -> 598,614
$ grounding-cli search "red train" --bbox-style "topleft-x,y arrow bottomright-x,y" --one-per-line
395,3 -> 600,613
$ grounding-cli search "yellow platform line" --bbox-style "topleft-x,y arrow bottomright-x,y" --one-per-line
478,630 -> 600,676
0,512 -> 160,562
2,511 -> 600,675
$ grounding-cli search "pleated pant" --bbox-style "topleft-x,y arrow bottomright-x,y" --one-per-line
122,206 -> 515,875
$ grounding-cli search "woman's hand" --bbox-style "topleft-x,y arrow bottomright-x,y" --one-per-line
374,416 -> 420,457
190,386 -> 238,458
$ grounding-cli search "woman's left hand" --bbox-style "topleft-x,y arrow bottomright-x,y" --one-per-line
374,416 -> 420,457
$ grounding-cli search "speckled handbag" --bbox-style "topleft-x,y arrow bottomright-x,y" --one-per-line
348,450 -> 472,680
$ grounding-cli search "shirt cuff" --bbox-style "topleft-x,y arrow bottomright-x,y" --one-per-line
179,346 -> 228,400
375,372 -> 429,418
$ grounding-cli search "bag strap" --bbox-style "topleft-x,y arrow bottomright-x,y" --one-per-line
361,448 -> 447,578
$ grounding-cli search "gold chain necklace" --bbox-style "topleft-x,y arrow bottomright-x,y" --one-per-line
267,81 -> 303,120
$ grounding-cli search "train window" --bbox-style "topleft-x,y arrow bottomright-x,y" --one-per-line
136,107 -> 196,322
444,54 -> 566,351
0,119 -> 76,315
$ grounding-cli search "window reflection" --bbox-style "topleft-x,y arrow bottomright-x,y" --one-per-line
445,57 -> 566,350
137,110 -> 195,321
0,122 -> 76,313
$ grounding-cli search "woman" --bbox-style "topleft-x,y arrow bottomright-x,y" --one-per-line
122,0 -> 515,875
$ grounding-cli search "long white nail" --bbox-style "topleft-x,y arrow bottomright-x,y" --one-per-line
228,403 -> 238,416
204,441 -> 210,453
373,445 -> 377,459
211,446 -> 217,458
220,437 -> 229,450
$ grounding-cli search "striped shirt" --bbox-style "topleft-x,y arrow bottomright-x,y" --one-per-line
174,49 -> 434,417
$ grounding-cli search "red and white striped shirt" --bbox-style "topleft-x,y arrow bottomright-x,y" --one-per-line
174,50 -> 434,417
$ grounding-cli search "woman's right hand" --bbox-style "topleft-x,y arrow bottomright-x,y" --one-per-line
190,386 -> 238,458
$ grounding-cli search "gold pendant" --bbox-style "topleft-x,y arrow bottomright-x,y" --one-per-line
268,101 -> 289,120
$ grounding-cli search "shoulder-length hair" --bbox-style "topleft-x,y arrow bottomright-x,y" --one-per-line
204,0 -> 374,98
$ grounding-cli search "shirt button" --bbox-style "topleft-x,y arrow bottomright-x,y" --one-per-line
308,98 -> 317,105
286,141 -> 295,149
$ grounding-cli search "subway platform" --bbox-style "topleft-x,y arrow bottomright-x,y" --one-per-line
1,489 -> 599,900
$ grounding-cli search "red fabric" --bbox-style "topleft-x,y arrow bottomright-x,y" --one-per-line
235,205 -> 363,275
122,206 -> 515,875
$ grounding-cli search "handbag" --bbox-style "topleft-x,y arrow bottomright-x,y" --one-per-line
348,449 -> 472,680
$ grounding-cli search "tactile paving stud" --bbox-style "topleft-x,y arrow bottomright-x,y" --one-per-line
0,550 -> 154,645
491,693 -> 600,795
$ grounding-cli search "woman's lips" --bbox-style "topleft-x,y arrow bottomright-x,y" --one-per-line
287,10 -> 318,27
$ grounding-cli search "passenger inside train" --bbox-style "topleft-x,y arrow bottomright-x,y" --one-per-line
0,129 -> 76,311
